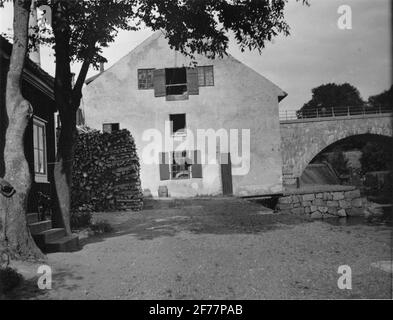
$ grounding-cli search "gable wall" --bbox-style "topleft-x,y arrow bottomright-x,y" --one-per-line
83,32 -> 283,197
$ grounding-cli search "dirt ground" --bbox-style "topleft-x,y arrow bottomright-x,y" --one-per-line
7,198 -> 393,300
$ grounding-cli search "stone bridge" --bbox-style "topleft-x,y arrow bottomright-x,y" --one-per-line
280,113 -> 392,183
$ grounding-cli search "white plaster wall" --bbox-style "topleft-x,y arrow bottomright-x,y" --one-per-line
83,31 -> 284,197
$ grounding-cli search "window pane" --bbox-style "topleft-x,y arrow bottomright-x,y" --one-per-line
138,69 -> 154,89
38,126 -> 44,151
34,148 -> 39,173
197,67 -> 205,86
205,67 -> 214,86
38,150 -> 45,173
33,125 -> 38,149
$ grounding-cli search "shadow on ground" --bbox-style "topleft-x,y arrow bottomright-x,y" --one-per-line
4,267 -> 83,300
81,198 -> 311,246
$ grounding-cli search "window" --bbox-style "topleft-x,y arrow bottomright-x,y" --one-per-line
103,123 -> 120,134
159,150 -> 203,181
138,68 -> 155,89
169,114 -> 186,135
197,66 -> 214,87
153,68 -> 199,99
165,68 -> 187,96
171,151 -> 192,180
33,117 -> 48,183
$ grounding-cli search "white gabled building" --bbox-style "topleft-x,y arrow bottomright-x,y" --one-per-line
83,31 -> 286,198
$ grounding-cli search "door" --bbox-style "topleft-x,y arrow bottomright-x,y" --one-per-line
221,153 -> 233,196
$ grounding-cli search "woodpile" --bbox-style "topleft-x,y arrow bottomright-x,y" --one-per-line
72,129 -> 143,212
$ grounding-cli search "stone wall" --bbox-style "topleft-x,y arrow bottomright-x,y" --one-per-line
280,114 -> 392,180
276,188 -> 364,219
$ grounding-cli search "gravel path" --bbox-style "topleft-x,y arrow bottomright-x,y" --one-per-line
9,198 -> 393,299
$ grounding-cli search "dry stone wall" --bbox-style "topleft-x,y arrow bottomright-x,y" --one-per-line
277,188 -> 364,219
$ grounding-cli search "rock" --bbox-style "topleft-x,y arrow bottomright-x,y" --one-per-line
339,200 -> 351,209
344,189 -> 361,199
327,200 -> 339,207
310,206 -> 318,212
371,261 -> 393,274
305,207 -> 311,214
323,192 -> 333,200
302,194 -> 315,202
337,209 -> 347,217
293,203 -> 300,208
279,196 -> 292,204
302,201 -> 312,207
291,207 -> 305,215
292,195 -> 300,203
318,206 -> 328,213
316,193 -> 323,199
311,211 -> 323,219
352,198 -> 363,208
328,207 -> 338,215
332,192 -> 345,200
312,199 -> 324,206
322,213 -> 336,219
347,207 -> 364,217
278,203 -> 292,210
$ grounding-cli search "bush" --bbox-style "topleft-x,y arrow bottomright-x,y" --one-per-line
90,220 -> 113,235
71,205 -> 93,230
361,142 -> 392,173
0,267 -> 23,294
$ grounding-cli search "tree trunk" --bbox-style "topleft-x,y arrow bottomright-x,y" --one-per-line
53,112 -> 76,235
51,0 -> 95,234
0,0 -> 43,260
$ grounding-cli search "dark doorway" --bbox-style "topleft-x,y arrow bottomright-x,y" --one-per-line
221,153 -> 233,196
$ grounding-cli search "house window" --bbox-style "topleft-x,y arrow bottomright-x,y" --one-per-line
166,68 -> 187,96
197,66 -> 214,87
138,68 -> 155,89
169,114 -> 186,136
103,123 -> 120,134
171,150 -> 192,180
159,150 -> 203,181
33,117 -> 48,183
153,68 -> 199,99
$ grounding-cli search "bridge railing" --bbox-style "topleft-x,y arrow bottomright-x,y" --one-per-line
279,105 -> 392,121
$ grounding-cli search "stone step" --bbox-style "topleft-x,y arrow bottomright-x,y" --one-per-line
28,220 -> 52,235
26,213 -> 40,224
45,235 -> 80,253
33,228 -> 66,245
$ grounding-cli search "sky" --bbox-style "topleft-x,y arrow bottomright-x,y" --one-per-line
0,0 -> 391,111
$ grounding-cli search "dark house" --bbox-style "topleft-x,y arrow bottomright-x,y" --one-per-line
0,36 -> 57,214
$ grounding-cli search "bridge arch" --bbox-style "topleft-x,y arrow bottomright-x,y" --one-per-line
280,114 -> 392,180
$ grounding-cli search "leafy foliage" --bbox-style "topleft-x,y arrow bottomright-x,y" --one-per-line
360,142 -> 393,173
329,150 -> 349,176
368,85 -> 393,109
298,83 -> 364,117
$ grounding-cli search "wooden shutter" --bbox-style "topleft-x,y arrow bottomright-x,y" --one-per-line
186,68 -> 199,95
159,152 -> 170,181
154,69 -> 166,97
192,150 -> 203,178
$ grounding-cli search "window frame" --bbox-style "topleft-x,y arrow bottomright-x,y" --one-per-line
169,113 -> 187,137
33,116 -> 48,184
137,68 -> 155,90
170,150 -> 192,180
197,65 -> 214,87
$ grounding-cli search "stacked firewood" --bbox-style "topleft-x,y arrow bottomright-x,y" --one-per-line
72,129 -> 143,212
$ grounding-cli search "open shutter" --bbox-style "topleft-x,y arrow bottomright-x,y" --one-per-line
192,150 -> 202,178
186,68 -> 199,95
159,152 -> 170,181
154,69 -> 166,97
